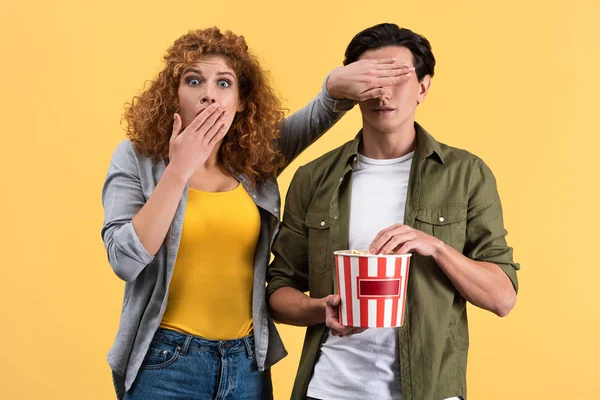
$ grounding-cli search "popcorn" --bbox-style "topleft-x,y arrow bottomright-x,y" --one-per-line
333,250 -> 412,328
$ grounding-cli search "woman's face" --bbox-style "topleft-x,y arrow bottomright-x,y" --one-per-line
177,54 -> 243,131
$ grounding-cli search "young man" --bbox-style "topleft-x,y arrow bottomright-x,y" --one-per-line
267,23 -> 519,400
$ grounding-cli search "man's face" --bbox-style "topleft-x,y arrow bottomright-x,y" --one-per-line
358,46 -> 430,134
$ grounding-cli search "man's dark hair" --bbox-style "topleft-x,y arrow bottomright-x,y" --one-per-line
343,23 -> 436,81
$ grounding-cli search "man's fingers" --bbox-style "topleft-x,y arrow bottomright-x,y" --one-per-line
325,294 -> 360,337
370,224 -> 407,252
330,328 -> 343,337
325,295 -> 340,307
379,232 -> 418,255
397,240 -> 418,255
328,320 -> 355,337
345,327 -> 369,337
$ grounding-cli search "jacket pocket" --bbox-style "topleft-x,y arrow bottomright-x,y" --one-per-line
305,211 -> 331,274
415,205 -> 467,252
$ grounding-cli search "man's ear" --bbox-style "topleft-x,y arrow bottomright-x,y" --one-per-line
417,75 -> 431,104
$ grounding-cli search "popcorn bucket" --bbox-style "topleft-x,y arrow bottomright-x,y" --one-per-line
333,250 -> 411,328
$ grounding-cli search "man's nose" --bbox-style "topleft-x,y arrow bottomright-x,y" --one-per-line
379,88 -> 392,102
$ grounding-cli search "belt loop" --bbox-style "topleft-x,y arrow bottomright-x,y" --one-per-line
243,336 -> 253,360
180,335 -> 193,356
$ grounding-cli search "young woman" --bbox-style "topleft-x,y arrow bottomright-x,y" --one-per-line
101,26 -> 413,399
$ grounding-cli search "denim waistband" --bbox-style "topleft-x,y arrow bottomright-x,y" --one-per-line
153,328 -> 254,358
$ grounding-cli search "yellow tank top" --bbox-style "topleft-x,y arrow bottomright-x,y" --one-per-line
160,184 -> 260,340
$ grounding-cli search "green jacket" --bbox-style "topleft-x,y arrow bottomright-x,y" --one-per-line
267,123 -> 519,400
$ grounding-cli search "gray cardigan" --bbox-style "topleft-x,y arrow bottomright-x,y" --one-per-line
101,77 -> 353,398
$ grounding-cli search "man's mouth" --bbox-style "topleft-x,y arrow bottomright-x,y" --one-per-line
374,107 -> 396,115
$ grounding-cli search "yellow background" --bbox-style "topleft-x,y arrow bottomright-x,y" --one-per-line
1,0 -> 598,398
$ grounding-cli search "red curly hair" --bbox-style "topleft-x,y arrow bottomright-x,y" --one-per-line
124,27 -> 285,183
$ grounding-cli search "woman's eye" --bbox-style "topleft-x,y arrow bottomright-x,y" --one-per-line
187,78 -> 200,86
218,80 -> 230,88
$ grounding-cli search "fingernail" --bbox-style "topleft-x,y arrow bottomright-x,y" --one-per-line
378,90 -> 385,96
220,101 -> 227,108
223,111 -> 228,116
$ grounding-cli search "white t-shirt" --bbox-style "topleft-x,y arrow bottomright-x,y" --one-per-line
307,152 -> 461,400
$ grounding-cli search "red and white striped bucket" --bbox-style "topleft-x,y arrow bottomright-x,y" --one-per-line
334,250 -> 411,328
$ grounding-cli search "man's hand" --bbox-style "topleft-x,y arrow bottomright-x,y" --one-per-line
368,224 -> 517,317
324,294 -> 368,337
327,59 -> 414,101
369,223 -> 444,256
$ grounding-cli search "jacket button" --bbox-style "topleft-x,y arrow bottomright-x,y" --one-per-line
439,217 -> 445,222
320,221 -> 326,226
274,208 -> 279,213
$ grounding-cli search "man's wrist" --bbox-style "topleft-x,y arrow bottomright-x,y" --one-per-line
303,296 -> 327,323
432,239 -> 450,262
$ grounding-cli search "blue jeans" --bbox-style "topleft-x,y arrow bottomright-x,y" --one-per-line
124,328 -> 273,400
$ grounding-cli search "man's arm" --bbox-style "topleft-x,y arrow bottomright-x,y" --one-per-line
269,287 -> 326,326
270,288 -> 364,337
267,166 -> 321,325
370,160 -> 519,317
267,167 -> 362,335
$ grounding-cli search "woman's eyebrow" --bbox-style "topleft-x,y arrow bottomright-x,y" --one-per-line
182,68 -> 203,76
216,71 -> 236,80
182,69 -> 235,81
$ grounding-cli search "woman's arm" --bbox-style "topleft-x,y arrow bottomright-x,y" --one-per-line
277,59 -> 414,172
101,140 -> 160,282
101,107 -> 227,282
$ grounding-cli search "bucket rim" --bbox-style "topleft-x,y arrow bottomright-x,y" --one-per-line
333,250 -> 413,258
